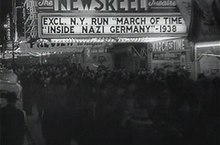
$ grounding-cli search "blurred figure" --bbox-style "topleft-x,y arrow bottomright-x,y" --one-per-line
42,83 -> 73,145
0,92 -> 25,145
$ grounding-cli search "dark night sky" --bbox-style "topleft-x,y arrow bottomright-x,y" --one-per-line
0,0 -> 12,21
0,0 -> 12,44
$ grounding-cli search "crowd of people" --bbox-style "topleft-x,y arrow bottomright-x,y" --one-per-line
12,63 -> 220,145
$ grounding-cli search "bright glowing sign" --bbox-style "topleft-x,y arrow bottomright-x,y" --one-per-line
37,0 -> 178,12
151,39 -> 185,52
39,13 -> 187,38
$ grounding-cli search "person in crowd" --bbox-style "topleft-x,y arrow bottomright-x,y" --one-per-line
41,81 -> 73,145
0,92 -> 25,145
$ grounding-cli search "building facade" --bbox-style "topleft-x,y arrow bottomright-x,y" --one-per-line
3,0 -> 193,73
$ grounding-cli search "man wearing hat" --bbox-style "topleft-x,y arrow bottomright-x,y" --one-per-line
0,92 -> 25,145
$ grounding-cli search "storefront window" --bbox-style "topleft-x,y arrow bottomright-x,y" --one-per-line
195,41 -> 220,78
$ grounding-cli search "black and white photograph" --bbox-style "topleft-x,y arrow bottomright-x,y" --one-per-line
0,0 -> 220,145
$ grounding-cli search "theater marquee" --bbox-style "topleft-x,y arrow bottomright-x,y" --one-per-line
37,0 -> 178,12
38,13 -> 187,38
37,0 -> 187,38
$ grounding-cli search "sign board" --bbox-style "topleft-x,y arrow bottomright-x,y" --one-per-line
34,39 -> 107,48
37,0 -> 179,12
24,0 -> 38,38
36,0 -> 186,39
151,39 -> 186,61
38,13 -> 187,38
151,39 -> 185,52
152,52 -> 183,60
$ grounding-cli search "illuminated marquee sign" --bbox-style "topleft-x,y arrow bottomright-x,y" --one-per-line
37,0 -> 184,38
151,39 -> 185,52
151,39 -> 187,61
37,0 -> 178,12
38,13 -> 187,38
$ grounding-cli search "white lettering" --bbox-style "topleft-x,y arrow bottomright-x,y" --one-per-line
148,0 -> 176,7
38,0 -> 53,7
